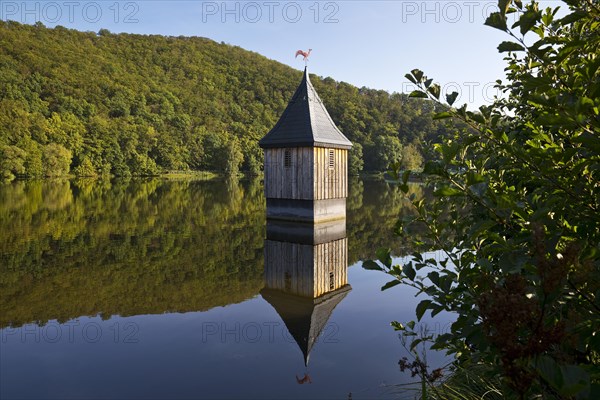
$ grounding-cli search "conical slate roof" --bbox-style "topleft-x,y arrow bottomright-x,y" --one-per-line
261,285 -> 351,366
259,67 -> 352,150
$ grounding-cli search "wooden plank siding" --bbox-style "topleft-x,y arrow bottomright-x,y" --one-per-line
264,147 -> 347,201
264,237 -> 348,298
264,148 -> 314,200
313,237 -> 348,297
313,147 -> 348,200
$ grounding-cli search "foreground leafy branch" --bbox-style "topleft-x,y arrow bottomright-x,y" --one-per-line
366,0 -> 600,398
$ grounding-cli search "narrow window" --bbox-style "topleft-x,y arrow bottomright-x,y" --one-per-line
284,149 -> 291,168
329,271 -> 335,290
328,149 -> 335,169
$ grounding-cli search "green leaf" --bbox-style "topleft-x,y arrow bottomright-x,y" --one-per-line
466,171 -> 485,185
410,69 -> 424,83
535,355 -> 564,390
498,0 -> 511,16
541,8 -> 554,26
381,279 -> 401,291
362,260 -> 382,271
431,334 -> 453,350
427,84 -> 440,100
468,111 -> 486,124
446,91 -> 458,106
498,41 -> 524,52
416,299 -> 432,320
404,73 -> 417,84
431,305 -> 444,317
463,135 -> 479,146
440,142 -> 461,163
423,161 -> 447,177
391,321 -> 405,331
559,365 -> 590,396
432,111 -> 452,120
469,182 -> 487,197
435,186 -> 463,196
519,9 -> 541,35
573,132 -> 600,153
409,90 -> 428,99
410,338 -> 423,351
376,247 -> 392,268
439,275 -> 453,293
484,12 -> 507,31
402,170 -> 410,185
403,263 -> 416,280
558,10 -> 587,26
428,271 -> 440,287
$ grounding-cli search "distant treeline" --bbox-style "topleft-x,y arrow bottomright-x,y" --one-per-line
0,21 -> 455,180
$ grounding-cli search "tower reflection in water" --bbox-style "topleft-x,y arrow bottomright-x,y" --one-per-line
260,219 -> 351,381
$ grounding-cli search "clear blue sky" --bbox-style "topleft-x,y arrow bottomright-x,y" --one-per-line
2,1 -> 564,107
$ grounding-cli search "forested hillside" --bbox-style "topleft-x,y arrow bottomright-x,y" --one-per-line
0,20 -> 450,178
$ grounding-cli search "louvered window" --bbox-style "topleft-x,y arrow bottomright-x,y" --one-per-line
284,149 -> 291,168
328,150 -> 335,169
329,271 -> 335,290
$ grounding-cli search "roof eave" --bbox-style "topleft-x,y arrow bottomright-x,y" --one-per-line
259,141 -> 352,150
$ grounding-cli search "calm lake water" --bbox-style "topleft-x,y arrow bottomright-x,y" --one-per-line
0,178 -> 452,399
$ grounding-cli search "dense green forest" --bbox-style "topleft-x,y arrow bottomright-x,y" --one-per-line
0,20 -> 452,179
0,177 -> 423,328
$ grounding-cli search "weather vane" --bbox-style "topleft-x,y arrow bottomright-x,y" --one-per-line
295,49 -> 312,66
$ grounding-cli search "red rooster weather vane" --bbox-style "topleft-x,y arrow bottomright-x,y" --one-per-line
295,48 -> 312,66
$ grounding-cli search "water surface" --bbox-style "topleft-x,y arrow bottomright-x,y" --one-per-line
0,178 -> 451,399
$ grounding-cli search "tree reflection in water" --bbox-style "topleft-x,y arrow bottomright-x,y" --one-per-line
0,177 -> 426,328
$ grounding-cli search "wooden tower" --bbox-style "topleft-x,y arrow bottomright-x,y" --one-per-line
259,67 -> 353,223
261,219 -> 351,366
